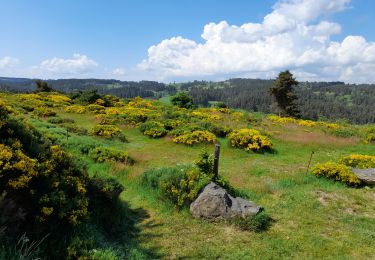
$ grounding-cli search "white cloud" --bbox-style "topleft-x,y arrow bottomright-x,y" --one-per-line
39,53 -> 98,75
0,56 -> 19,69
112,68 -> 126,76
139,0 -> 375,83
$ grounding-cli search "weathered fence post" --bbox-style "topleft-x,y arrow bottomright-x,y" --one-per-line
213,144 -> 220,181
305,151 -> 315,175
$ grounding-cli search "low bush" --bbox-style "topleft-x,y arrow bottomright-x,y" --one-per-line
88,176 -> 124,201
142,166 -> 210,208
139,121 -> 167,138
64,105 -> 86,114
89,147 -> 134,164
339,154 -> 375,169
65,124 -> 88,135
90,124 -> 122,139
311,162 -> 362,186
33,107 -> 56,117
48,117 -> 75,124
87,104 -> 105,114
173,130 -> 216,145
229,211 -> 272,232
228,128 -> 273,152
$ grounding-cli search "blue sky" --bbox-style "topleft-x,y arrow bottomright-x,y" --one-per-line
1,0 -> 375,83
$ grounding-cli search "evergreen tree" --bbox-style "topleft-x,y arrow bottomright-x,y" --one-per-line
171,92 -> 194,109
35,79 -> 53,92
269,71 -> 300,117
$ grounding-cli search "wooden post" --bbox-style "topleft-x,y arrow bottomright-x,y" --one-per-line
213,144 -> 220,181
66,128 -> 69,140
305,151 -> 315,175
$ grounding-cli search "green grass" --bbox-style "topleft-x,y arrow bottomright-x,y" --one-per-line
4,91 -> 375,259
28,115 -> 375,259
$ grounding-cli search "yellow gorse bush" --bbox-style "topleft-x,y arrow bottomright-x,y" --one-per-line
16,93 -> 42,101
87,104 -> 105,114
268,115 -> 297,124
90,124 -> 122,138
160,168 -> 202,208
47,94 -> 72,104
311,162 -> 362,186
298,120 -> 317,127
0,143 -> 38,189
228,128 -> 273,152
173,130 -> 216,145
64,105 -> 86,114
339,154 -> 375,169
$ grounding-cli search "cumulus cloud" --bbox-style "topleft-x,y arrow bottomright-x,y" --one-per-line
112,68 -> 126,76
0,56 -> 19,69
139,0 -> 375,83
39,53 -> 98,75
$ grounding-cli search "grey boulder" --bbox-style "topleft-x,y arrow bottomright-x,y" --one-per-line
352,168 -> 375,185
190,182 -> 262,219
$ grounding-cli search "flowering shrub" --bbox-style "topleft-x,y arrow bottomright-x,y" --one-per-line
298,120 -> 317,127
0,143 -> 38,189
89,147 -> 134,164
16,94 -> 42,101
339,154 -> 375,169
128,96 -> 155,109
268,115 -> 297,124
228,129 -> 273,152
363,126 -> 375,144
139,121 -> 167,138
87,104 -> 105,114
218,107 -> 231,113
164,119 -> 183,130
318,122 -> 340,129
142,166 -> 210,208
105,107 -> 121,115
89,124 -> 122,139
311,162 -> 362,186
64,105 -> 86,114
33,107 -> 56,117
95,98 -> 106,106
47,94 -> 72,104
173,130 -> 216,145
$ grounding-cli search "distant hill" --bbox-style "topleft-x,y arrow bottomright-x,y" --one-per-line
0,77 -> 176,98
1,76 -> 374,123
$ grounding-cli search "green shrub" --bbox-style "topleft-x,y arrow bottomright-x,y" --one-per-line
339,154 -> 375,169
142,166 -> 210,208
139,121 -> 167,138
88,176 -> 124,201
48,117 -> 75,124
65,124 -> 88,135
195,151 -> 214,177
230,211 -> 272,232
89,147 -> 134,164
171,92 -> 194,109
311,162 -> 362,186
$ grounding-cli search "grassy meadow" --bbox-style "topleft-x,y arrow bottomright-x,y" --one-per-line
1,91 -> 375,259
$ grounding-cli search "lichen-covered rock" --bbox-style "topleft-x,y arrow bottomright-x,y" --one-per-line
352,168 -> 375,185
190,182 -> 262,219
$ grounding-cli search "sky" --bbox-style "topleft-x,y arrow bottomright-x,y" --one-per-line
1,0 -> 375,83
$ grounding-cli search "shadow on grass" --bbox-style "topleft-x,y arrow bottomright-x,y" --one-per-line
93,200 -> 164,259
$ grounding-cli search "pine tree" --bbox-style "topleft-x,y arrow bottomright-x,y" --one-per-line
270,71 -> 300,117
